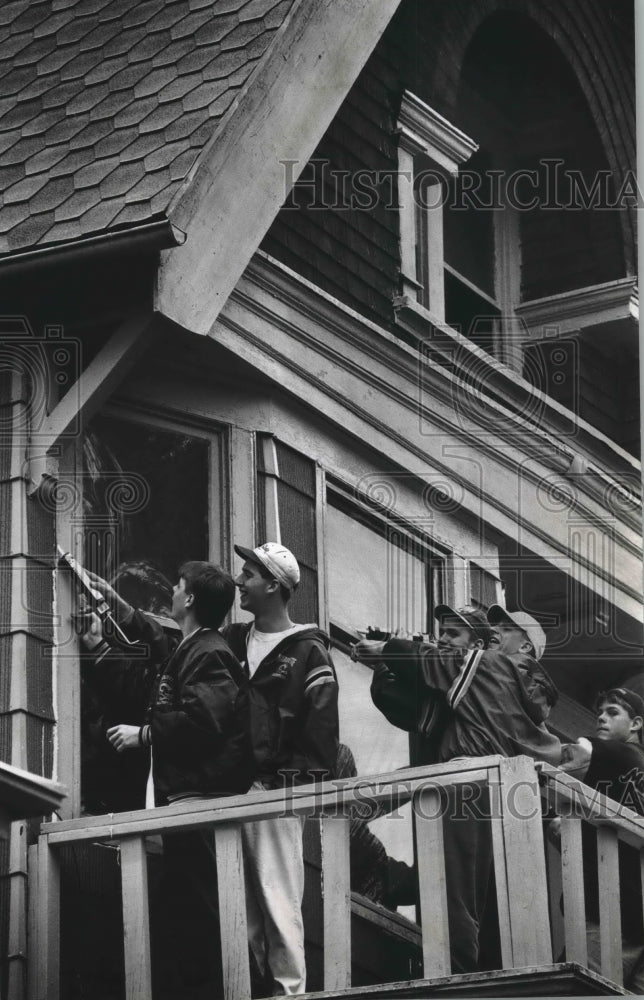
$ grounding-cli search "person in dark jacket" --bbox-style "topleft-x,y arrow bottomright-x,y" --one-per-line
81,561 -> 252,999
369,605 -> 492,763
223,542 -> 339,996
354,606 -> 562,974
557,687 -> 644,991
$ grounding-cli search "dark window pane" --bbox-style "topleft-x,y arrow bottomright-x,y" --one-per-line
82,415 -> 209,614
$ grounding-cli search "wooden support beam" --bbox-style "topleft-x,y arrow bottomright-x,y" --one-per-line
157,0 -> 402,334
321,817 -> 351,991
560,817 -> 587,966
120,837 -> 153,1000
596,826 -> 622,986
414,787 -> 450,977
28,312 -> 156,492
32,836 -> 60,1000
215,824 -> 251,1000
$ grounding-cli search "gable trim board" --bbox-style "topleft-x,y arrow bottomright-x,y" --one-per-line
156,0 -> 403,334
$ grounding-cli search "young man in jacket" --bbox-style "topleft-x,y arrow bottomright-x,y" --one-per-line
354,605 -> 561,974
223,542 -> 339,996
557,687 -> 644,991
369,605 -> 492,761
487,604 -> 558,719
81,561 -> 252,999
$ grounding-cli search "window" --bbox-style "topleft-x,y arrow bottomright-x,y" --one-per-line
326,483 -> 445,893
256,435 -> 319,623
469,562 -> 502,611
396,90 -> 478,324
80,414 -> 213,813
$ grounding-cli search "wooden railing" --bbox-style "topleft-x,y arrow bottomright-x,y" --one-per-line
28,754 -> 644,999
540,763 -> 644,989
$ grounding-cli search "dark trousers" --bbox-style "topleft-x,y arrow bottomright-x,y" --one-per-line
152,829 -> 223,999
442,784 -> 493,974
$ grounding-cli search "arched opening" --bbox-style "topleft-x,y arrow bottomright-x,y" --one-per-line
444,10 -> 637,454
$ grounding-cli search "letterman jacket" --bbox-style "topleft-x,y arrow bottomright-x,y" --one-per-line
374,640 -> 561,764
84,609 -> 253,805
222,622 -> 339,788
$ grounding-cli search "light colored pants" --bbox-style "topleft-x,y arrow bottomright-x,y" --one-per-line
586,921 -> 644,994
242,783 -> 306,995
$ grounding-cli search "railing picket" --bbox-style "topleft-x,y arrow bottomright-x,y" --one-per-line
414,786 -> 450,976
597,826 -> 622,985
560,817 -> 587,965
321,816 -> 351,991
33,836 -> 60,1000
641,848 -> 644,942
490,757 -> 552,967
215,823 -> 251,1000
545,831 -> 564,961
119,836 -> 152,1000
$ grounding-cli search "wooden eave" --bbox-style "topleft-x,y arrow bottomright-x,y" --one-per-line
0,761 -> 66,836
156,0 -> 403,335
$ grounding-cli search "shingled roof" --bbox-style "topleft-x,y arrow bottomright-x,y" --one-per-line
0,0 -> 296,257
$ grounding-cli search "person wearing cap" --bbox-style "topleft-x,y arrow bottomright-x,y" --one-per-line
555,687 -> 644,990
370,605 -> 492,762
223,542 -> 339,996
354,603 -> 562,973
487,605 -> 558,720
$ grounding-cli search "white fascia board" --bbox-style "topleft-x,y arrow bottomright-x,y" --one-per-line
156,0 -> 403,335
214,254 -> 642,621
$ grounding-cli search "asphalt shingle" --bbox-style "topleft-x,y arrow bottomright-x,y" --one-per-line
0,0 -> 297,255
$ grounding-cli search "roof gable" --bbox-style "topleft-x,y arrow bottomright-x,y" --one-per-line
0,0 -> 296,255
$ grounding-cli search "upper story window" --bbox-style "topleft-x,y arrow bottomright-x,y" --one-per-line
256,434 -> 320,624
395,91 -> 478,329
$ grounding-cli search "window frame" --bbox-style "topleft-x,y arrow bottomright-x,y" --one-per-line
56,401 -> 231,819
325,475 -> 448,640
396,90 -> 478,324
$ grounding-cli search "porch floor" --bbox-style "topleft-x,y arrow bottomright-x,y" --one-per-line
298,963 -> 627,998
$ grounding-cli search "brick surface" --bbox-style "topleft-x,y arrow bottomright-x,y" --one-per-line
0,0 -> 297,255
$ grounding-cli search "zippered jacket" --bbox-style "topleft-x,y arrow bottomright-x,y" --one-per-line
371,645 -> 557,760
222,622 -> 339,788
376,639 -> 562,764
84,609 -> 253,804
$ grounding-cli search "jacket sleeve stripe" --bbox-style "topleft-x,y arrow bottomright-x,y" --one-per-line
305,665 -> 335,685
446,648 -> 484,710
305,675 -> 335,694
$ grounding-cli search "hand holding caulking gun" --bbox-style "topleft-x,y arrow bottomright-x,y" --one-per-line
350,626 -> 436,665
57,546 -> 143,654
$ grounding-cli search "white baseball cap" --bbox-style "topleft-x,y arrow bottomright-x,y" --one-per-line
487,605 -> 547,660
234,542 -> 300,590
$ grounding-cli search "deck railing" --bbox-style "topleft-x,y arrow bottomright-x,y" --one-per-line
28,754 -> 644,999
540,762 -> 644,989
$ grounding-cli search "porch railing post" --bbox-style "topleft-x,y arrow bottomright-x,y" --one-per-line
119,836 -> 152,1000
597,826 -> 622,985
32,835 -> 60,1000
490,756 -> 552,968
321,815 -> 351,991
215,823 -> 251,1000
560,817 -> 588,965
414,785 -> 450,977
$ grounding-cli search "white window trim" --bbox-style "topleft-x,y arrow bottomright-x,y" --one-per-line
396,90 -> 478,321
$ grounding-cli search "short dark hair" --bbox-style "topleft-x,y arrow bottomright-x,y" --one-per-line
595,687 -> 644,724
251,559 -> 295,604
179,561 -> 235,628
